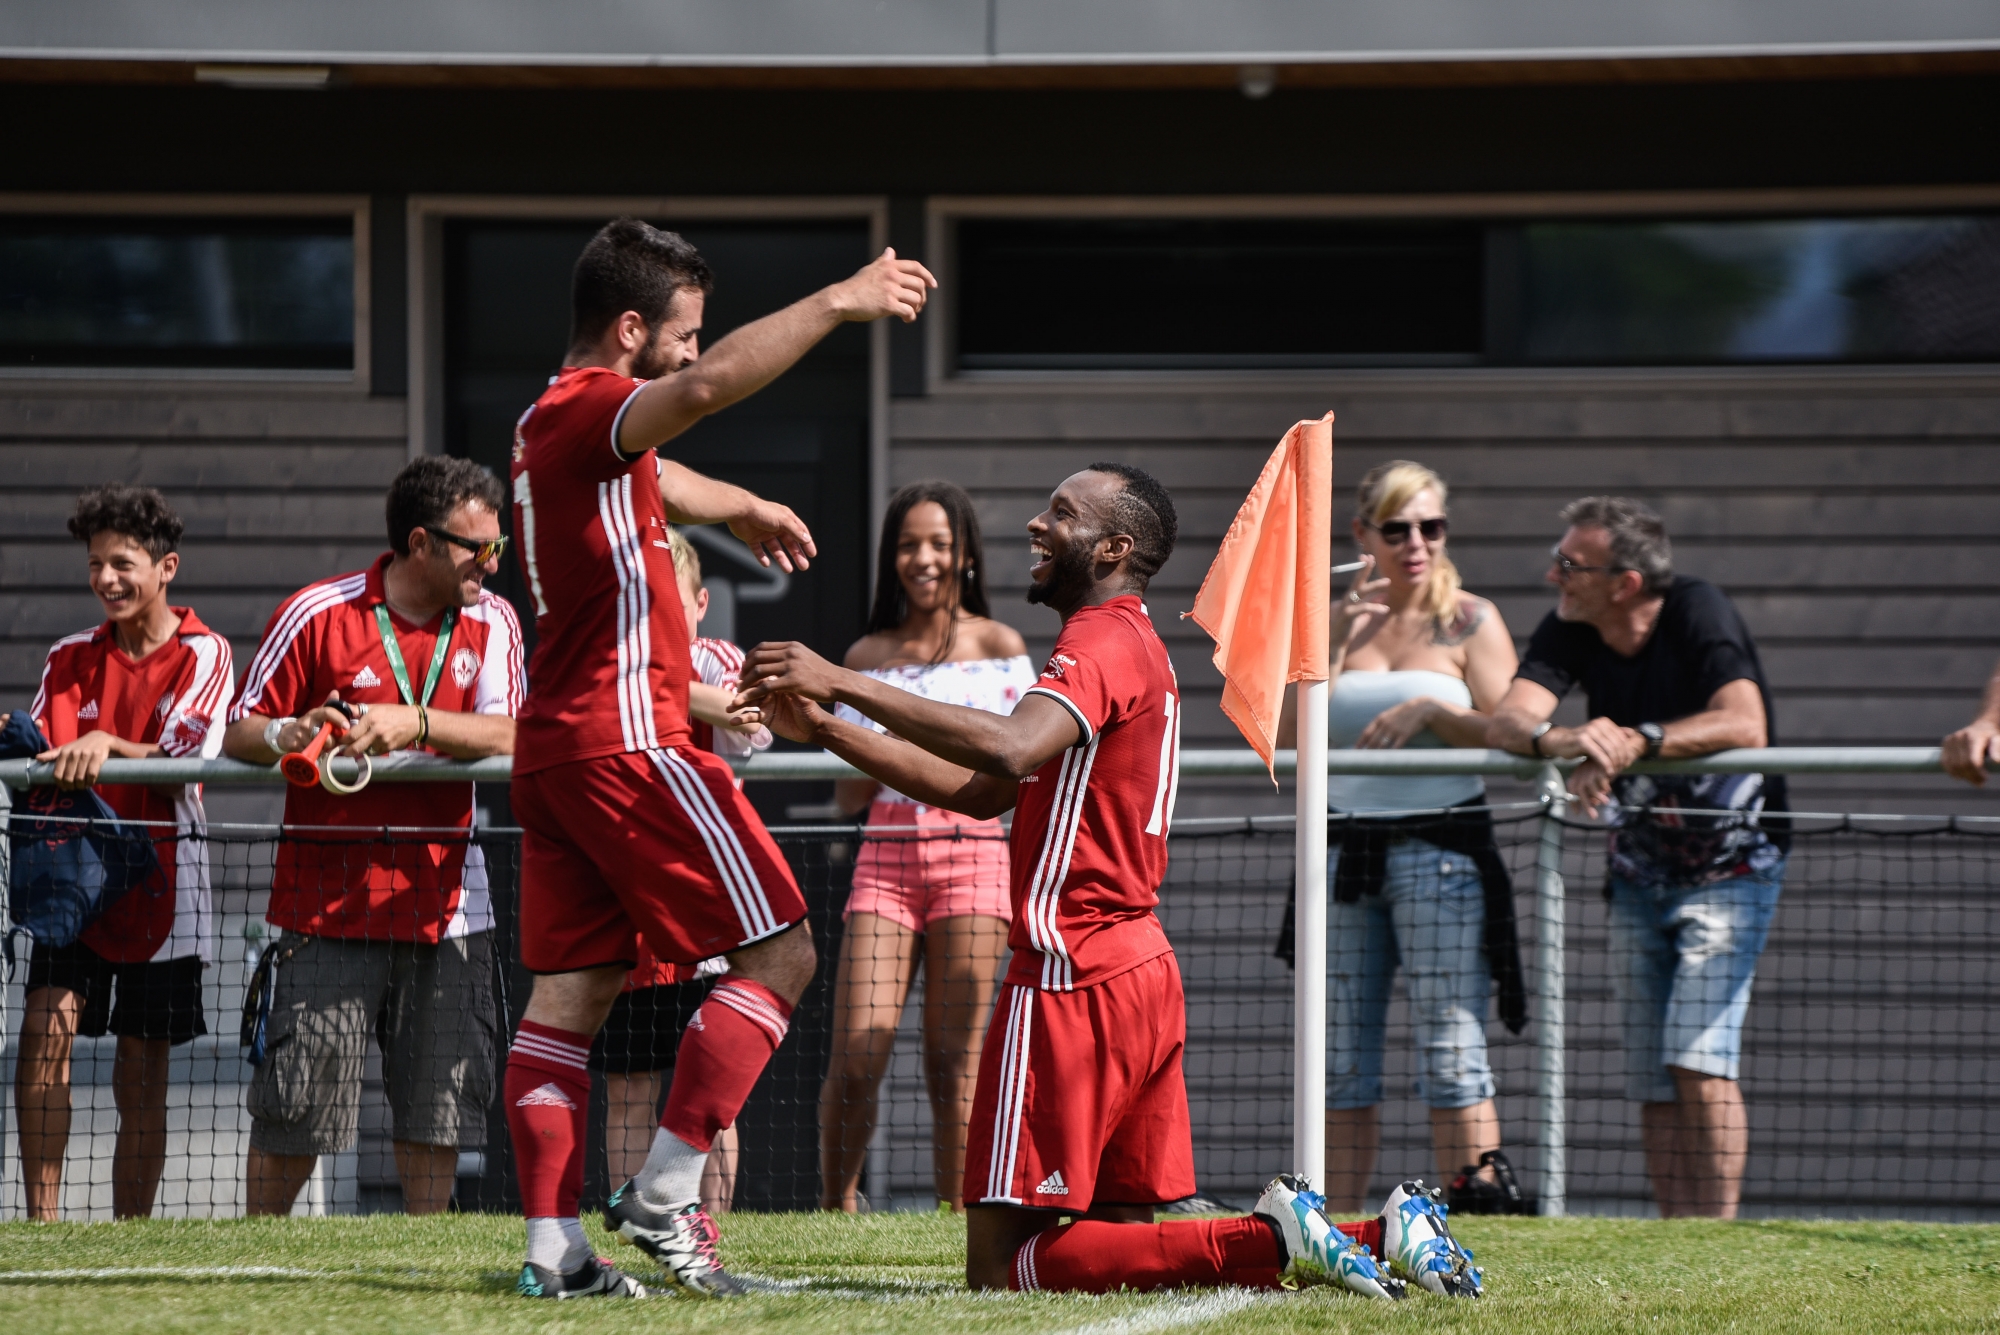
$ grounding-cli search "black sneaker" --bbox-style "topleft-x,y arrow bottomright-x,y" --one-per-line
517,1255 -> 652,1299
603,1179 -> 745,1297
1447,1150 -> 1535,1216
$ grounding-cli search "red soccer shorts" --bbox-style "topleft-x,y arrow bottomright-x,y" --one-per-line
513,748 -> 807,974
966,951 -> 1196,1211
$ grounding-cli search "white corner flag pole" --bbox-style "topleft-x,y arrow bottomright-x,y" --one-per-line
1294,673 -> 1329,1187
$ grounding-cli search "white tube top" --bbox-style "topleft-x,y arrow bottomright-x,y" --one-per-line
1327,669 -> 1486,815
834,655 -> 1037,804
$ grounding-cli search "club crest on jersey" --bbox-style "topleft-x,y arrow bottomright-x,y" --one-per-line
165,712 -> 210,751
451,647 -> 480,690
352,665 -> 382,689
77,700 -> 99,720
1035,1169 -> 1070,1196
1041,654 -> 1077,681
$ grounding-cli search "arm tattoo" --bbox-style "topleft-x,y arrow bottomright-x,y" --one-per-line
1431,599 -> 1487,648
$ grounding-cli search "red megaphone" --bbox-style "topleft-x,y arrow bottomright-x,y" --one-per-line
280,719 -> 341,787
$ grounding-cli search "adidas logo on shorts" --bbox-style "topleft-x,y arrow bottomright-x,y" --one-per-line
1036,1170 -> 1069,1197
515,1082 -> 575,1110
352,665 -> 382,688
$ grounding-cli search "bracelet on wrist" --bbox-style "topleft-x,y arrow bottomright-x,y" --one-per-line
1529,720 -> 1553,758
416,704 -> 429,748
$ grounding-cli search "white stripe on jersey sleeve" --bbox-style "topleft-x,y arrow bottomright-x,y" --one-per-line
30,628 -> 98,725
230,573 -> 369,721
465,592 -> 525,717
160,633 -> 234,758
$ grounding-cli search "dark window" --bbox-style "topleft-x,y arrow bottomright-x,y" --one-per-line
955,218 -> 1483,370
0,216 -> 354,370
954,212 -> 2000,372
1513,216 -> 2000,365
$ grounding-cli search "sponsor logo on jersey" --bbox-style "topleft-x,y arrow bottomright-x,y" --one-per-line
514,1082 -> 575,1110
1035,1169 -> 1069,1196
352,665 -> 382,689
77,700 -> 100,719
1041,654 -> 1077,681
451,647 -> 481,690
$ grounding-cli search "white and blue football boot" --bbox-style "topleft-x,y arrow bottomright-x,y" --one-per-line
516,1255 -> 652,1299
1253,1175 -> 1407,1300
1379,1180 -> 1483,1298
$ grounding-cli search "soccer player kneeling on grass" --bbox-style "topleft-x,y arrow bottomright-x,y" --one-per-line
501,218 -> 934,1299
742,466 -> 1476,1299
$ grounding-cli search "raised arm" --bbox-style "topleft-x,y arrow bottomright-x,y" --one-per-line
616,249 -> 933,459
764,695 -> 1020,820
738,641 -> 1081,781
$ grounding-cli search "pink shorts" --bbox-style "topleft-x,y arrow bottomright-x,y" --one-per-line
847,797 -> 1012,932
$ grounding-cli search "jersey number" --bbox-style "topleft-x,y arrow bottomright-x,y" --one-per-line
515,470 -> 550,617
1144,690 -> 1181,836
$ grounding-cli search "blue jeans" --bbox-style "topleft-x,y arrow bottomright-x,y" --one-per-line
1608,860 -> 1786,1103
1327,837 -> 1496,1111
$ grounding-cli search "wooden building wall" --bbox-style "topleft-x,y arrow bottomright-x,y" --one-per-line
891,365 -> 2000,815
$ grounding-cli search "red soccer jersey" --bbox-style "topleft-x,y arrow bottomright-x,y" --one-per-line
509,366 -> 695,775
31,608 -> 234,964
228,554 -> 523,943
1007,595 -> 1183,992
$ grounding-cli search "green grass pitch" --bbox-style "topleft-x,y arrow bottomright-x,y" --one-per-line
3,1211 -> 1998,1333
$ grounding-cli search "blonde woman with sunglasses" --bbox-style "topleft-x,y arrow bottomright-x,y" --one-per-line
1279,460 -> 1527,1216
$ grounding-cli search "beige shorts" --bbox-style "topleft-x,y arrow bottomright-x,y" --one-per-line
247,932 -> 498,1156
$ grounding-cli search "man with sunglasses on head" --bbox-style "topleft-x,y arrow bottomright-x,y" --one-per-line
1489,497 -> 1785,1222
223,456 -> 523,1217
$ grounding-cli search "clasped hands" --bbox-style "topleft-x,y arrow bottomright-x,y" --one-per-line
1539,715 -> 1650,818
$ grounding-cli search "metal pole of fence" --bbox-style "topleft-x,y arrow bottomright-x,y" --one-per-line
1293,679 -> 1329,1188
1533,760 -> 1569,1217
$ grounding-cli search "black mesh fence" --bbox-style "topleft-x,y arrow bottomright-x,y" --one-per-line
4,805 -> 1999,1221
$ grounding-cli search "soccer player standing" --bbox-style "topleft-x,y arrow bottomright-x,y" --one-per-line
501,219 -> 933,1299
740,465 -> 1403,1296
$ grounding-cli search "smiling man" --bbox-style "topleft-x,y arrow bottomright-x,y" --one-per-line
738,464 -> 1406,1299
11,485 -> 233,1221
223,456 -> 523,1218
1489,496 -> 1786,1221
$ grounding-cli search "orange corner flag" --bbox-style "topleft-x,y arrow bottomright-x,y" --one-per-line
1184,414 -> 1333,780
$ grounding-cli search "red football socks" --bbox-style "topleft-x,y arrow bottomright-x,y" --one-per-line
1335,1216 -> 1384,1256
1011,1217 -> 1284,1293
503,1020 -> 592,1219
660,978 -> 792,1153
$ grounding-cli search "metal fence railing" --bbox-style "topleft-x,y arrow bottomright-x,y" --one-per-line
2,748 -> 1995,1221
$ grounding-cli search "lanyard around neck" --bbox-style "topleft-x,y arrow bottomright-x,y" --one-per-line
372,603 -> 457,709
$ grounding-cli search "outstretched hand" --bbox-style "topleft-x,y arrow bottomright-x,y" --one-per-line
829,248 -> 938,325
759,693 -> 832,746
734,641 -> 845,707
728,498 -> 817,572
1943,719 -> 2000,786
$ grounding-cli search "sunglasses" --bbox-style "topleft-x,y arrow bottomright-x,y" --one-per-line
1548,544 -> 1626,579
424,525 -> 509,565
1370,517 -> 1449,544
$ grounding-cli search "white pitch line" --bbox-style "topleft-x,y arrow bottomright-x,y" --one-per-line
0,1266 -> 326,1280
1042,1288 -> 1278,1335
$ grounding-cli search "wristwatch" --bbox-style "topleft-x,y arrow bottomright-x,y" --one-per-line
1529,721 -> 1553,758
263,716 -> 297,753
1637,722 -> 1666,759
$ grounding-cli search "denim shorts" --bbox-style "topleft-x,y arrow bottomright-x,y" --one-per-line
1608,860 -> 1785,1103
1327,837 -> 1496,1111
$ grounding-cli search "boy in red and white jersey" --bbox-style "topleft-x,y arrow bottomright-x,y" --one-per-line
743,466 -> 1384,1297
223,457 -> 522,1217
500,218 -> 932,1300
10,486 -> 232,1221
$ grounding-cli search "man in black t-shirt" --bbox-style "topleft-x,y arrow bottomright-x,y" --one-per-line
1490,497 -> 1784,1221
